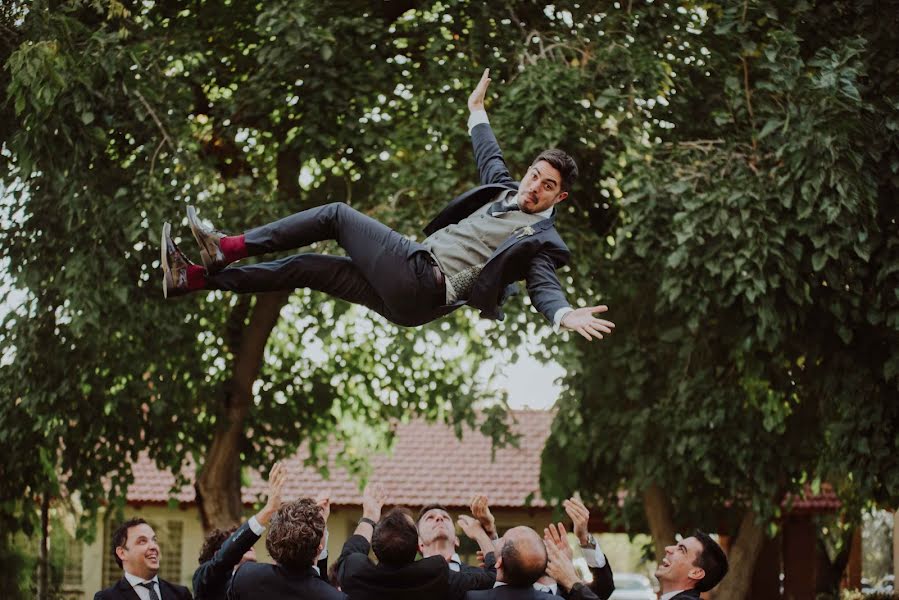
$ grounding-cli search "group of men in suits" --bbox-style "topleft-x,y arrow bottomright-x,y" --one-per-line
95,461 -> 728,600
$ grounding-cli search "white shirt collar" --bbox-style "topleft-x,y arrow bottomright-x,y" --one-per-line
660,590 -> 687,600
534,581 -> 558,595
123,571 -> 159,588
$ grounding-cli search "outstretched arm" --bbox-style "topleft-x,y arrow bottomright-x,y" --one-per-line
467,68 -> 515,186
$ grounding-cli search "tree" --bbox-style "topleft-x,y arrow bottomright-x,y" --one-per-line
538,1 -> 899,598
0,0 -> 518,535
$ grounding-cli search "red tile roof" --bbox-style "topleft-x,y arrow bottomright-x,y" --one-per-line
784,483 -> 841,513
127,410 -> 555,509
126,409 -> 842,516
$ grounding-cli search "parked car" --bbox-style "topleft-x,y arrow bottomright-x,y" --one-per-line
609,573 -> 656,600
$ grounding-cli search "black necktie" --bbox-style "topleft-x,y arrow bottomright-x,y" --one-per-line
138,581 -> 160,600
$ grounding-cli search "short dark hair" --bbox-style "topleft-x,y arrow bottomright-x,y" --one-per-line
266,498 -> 325,571
532,148 -> 578,193
500,537 -> 547,587
692,530 -> 729,592
111,518 -> 149,569
417,503 -> 451,526
198,525 -> 239,564
372,507 -> 418,566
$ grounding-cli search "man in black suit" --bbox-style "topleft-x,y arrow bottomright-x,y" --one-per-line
227,497 -> 344,599
418,496 -> 500,573
337,483 -> 497,600
94,518 -> 192,600
161,69 -> 614,343
193,461 -> 313,599
464,525 -> 555,600
653,530 -> 728,600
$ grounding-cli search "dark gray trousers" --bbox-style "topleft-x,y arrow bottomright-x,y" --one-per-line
206,203 -> 446,326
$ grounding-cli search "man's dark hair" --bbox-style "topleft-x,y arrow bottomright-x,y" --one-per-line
692,530 -> 729,592
111,518 -> 149,569
266,498 -> 325,571
500,537 -> 547,587
372,507 -> 418,566
416,503 -> 451,527
532,148 -> 578,193
198,525 -> 239,564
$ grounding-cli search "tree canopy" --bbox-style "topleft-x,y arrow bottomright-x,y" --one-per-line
1,1 -> 897,596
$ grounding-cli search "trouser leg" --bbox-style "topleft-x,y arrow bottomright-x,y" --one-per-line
242,202 -> 440,317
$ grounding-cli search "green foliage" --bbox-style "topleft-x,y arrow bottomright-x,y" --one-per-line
539,0 -> 898,537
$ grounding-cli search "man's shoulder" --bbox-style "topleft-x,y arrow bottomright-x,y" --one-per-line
94,578 -> 128,600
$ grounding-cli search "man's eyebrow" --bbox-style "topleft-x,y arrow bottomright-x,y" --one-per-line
677,543 -> 687,553
532,166 -> 558,186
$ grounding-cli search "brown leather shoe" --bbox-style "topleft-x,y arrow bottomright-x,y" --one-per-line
187,205 -> 228,274
161,222 -> 196,298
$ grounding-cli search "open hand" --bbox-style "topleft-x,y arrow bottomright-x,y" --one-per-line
470,495 -> 497,538
563,497 -> 591,546
362,483 -> 388,521
468,68 -> 492,112
560,305 -> 615,341
543,523 -> 573,560
545,536 -> 581,591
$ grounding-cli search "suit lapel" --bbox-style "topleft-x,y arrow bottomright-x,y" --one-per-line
490,215 -> 556,261
115,578 -> 142,600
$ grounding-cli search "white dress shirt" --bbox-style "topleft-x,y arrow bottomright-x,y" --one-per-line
467,109 -> 574,332
123,571 -> 161,600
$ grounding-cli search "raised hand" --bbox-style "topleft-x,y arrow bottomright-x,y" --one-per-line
456,515 -> 487,539
362,482 -> 388,522
258,461 -> 287,526
543,522 -> 573,560
316,493 -> 331,523
562,497 -> 591,546
470,494 -> 497,539
560,305 -> 615,342
468,68 -> 492,112
544,535 -> 581,591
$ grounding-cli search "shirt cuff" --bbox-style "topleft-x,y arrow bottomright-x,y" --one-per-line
583,542 -> 607,569
248,515 -> 265,536
553,307 -> 574,333
317,528 -> 329,560
468,110 -> 489,134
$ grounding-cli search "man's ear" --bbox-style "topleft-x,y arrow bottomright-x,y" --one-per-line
115,546 -> 126,563
418,539 -> 425,554
454,537 -> 460,549
555,191 -> 568,203
688,566 -> 706,584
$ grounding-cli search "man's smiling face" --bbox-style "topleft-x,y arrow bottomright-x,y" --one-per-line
117,523 -> 160,580
654,536 -> 706,590
516,160 -> 568,214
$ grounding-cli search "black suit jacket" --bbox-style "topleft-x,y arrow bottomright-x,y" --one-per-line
423,123 -> 572,323
337,534 -> 496,600
465,585 -> 556,600
669,591 -> 701,600
561,563 -> 614,600
226,561 -> 345,600
94,577 -> 192,600
192,521 -> 260,600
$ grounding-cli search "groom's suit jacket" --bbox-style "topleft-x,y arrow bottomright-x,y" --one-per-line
424,122 -> 572,323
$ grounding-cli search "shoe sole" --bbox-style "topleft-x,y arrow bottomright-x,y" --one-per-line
187,205 -> 219,274
161,222 -> 172,299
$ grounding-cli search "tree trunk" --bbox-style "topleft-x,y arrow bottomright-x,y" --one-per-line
715,511 -> 767,600
195,291 -> 290,530
37,494 -> 49,600
643,483 -> 676,560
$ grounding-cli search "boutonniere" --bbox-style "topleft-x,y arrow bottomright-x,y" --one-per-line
516,225 -> 536,239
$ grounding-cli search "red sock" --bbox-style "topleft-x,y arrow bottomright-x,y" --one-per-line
220,234 -> 248,263
186,264 -> 208,290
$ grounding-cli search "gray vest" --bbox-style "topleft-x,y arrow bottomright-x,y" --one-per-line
422,191 -> 544,303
